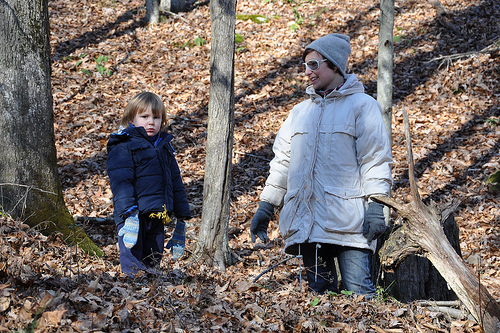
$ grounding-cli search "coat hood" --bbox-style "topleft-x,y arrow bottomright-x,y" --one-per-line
306,74 -> 365,101
108,126 -> 173,150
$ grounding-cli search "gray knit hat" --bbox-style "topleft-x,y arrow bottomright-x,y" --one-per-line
304,34 -> 351,77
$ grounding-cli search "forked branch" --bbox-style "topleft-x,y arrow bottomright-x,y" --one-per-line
372,107 -> 500,333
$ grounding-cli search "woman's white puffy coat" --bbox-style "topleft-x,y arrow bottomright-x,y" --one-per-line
260,74 -> 393,254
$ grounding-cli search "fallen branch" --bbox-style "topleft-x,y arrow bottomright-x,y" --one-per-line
426,48 -> 500,64
425,306 -> 474,321
234,151 -> 271,162
253,256 -> 296,283
161,10 -> 189,23
417,300 -> 462,307
75,216 -> 115,225
373,107 -> 500,333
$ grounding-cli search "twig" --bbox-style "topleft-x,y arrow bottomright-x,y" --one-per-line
75,216 -> 115,224
0,183 -> 57,196
417,300 -> 462,307
422,322 -> 447,333
426,48 -> 500,64
253,256 -> 296,283
166,112 -> 200,122
162,10 -> 188,23
234,151 -> 271,162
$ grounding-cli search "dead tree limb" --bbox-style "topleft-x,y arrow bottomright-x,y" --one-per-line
372,108 -> 500,333
426,47 -> 500,65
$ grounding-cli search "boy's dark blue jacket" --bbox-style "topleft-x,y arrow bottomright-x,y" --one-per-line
106,126 -> 191,226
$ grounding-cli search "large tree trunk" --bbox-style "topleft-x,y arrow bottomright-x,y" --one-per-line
373,109 -> 500,333
0,0 -> 101,256
377,0 -> 394,143
194,0 -> 236,271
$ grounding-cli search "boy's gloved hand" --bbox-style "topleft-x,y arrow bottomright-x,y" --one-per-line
166,220 -> 186,260
118,212 -> 140,249
363,202 -> 387,243
250,201 -> 274,243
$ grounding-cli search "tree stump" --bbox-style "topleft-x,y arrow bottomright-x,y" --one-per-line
376,210 -> 461,302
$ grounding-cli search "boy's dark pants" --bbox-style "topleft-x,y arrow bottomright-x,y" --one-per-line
301,243 -> 375,295
117,215 -> 164,275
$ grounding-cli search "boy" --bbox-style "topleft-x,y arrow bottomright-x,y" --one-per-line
107,91 -> 191,275
250,34 -> 393,295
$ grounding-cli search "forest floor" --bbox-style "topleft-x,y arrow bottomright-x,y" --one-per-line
1,0 -> 499,331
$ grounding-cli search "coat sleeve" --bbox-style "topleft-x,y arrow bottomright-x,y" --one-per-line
260,110 -> 295,207
354,96 -> 393,197
107,141 -> 137,222
167,146 -> 191,219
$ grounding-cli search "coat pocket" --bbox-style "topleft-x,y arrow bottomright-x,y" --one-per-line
130,142 -> 156,168
279,188 -> 304,239
322,186 -> 365,233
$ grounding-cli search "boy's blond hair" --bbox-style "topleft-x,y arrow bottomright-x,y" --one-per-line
120,92 -> 167,130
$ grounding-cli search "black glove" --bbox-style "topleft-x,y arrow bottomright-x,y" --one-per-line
250,201 -> 274,243
363,202 -> 387,243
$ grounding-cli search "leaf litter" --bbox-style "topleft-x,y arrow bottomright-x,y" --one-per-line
1,0 -> 499,331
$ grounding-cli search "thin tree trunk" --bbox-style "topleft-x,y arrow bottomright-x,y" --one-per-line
377,0 -> 394,143
145,0 -> 160,24
195,0 -> 236,271
0,0 -> 101,256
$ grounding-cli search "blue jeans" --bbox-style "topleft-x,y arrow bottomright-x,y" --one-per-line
301,243 -> 375,295
117,215 -> 164,275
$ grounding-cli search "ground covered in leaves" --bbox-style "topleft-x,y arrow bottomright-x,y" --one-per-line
1,0 -> 499,331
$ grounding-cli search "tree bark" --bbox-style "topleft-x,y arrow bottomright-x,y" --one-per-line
159,0 -> 185,13
145,0 -> 160,24
377,0 -> 394,143
0,0 -> 101,256
373,108 -> 500,333
379,211 -> 460,302
194,0 -> 236,271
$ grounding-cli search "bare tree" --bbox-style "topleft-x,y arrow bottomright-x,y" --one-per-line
0,0 -> 101,256
377,0 -> 395,143
194,0 -> 236,270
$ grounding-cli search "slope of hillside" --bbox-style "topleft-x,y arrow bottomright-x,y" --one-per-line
1,0 -> 498,331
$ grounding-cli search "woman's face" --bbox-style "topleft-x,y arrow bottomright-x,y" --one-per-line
132,107 -> 162,137
304,51 -> 341,91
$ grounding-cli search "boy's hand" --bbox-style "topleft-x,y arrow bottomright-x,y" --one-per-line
166,220 -> 186,260
250,201 -> 274,243
363,202 -> 386,243
118,213 -> 140,249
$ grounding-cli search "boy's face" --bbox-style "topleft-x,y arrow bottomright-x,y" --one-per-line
132,107 -> 162,137
304,51 -> 341,91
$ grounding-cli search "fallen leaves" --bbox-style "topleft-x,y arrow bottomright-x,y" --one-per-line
2,0 -> 500,331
